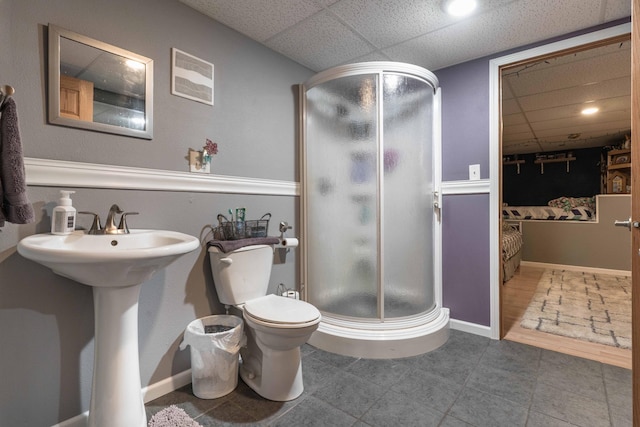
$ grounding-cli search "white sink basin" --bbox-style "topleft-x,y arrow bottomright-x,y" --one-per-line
18,229 -> 200,427
17,229 -> 199,287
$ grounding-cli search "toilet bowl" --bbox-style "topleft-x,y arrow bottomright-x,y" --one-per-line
208,244 -> 321,401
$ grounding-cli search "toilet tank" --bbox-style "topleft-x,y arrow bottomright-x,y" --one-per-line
208,244 -> 273,305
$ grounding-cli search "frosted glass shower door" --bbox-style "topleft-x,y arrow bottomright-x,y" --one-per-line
305,74 -> 379,318
382,74 -> 435,318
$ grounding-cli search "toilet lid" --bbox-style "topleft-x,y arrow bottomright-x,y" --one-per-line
244,294 -> 320,325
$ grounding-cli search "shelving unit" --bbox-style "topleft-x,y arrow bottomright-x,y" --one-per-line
503,159 -> 525,174
533,156 -> 576,174
606,149 -> 631,193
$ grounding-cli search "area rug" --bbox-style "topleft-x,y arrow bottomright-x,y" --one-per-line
148,405 -> 202,427
520,269 -> 632,349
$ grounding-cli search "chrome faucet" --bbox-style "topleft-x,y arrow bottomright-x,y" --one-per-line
79,204 -> 139,235
104,204 -> 123,234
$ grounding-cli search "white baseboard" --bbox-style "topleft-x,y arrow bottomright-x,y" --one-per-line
143,369 -> 192,402
520,261 -> 631,277
51,370 -> 192,427
449,318 -> 493,338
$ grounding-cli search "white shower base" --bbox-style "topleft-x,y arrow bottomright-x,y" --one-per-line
308,306 -> 450,359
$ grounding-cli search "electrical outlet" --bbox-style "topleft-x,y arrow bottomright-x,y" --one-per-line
469,164 -> 480,180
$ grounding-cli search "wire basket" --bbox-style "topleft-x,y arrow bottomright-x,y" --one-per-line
216,213 -> 271,240
245,213 -> 271,238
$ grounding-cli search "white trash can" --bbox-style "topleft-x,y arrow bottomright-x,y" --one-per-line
180,315 -> 244,399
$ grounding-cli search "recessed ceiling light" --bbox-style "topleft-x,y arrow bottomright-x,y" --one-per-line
581,107 -> 599,115
444,0 -> 477,17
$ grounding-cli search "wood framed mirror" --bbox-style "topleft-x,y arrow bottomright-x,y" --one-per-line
48,24 -> 153,139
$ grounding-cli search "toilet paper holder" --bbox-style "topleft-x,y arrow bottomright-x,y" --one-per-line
279,221 -> 292,238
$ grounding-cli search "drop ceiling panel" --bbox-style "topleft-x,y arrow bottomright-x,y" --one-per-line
265,11 -> 375,71
179,0 -> 322,42
502,98 -> 524,116
180,0 -> 632,155
503,122 -> 535,137
532,115 -> 630,137
502,111 -> 528,125
383,0 -> 609,71
505,51 -> 630,97
327,0 -> 453,49
523,96 -> 629,123
514,78 -> 630,112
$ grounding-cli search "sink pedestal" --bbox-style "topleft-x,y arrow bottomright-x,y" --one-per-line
89,284 -> 146,427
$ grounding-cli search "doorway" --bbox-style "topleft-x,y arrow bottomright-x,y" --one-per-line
489,23 -> 633,361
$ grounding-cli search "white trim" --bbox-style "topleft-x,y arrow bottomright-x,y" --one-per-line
433,87 -> 444,309
449,318 -> 492,338
52,369 -> 192,427
142,369 -> 192,402
304,61 -> 439,91
488,23 -> 632,340
520,261 -> 631,277
440,179 -> 490,195
309,308 -> 450,359
24,158 -> 299,196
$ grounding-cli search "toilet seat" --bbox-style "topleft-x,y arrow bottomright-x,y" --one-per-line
243,294 -> 320,328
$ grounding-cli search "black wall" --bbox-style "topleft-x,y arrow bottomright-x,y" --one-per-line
503,147 -> 603,206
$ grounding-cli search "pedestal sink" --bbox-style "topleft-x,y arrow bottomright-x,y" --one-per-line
17,229 -> 200,427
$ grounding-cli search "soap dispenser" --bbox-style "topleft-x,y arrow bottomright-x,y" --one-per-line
51,190 -> 77,235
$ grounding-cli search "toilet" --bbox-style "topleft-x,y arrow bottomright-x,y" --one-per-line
208,244 -> 321,401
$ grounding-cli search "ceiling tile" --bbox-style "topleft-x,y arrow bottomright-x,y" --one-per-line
385,0 -> 615,71
513,78 -> 630,112
179,0 -> 322,42
328,0 -> 449,49
265,10 -> 374,71
604,0 -> 632,21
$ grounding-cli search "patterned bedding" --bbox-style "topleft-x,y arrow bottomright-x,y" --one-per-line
502,224 -> 523,261
502,206 -> 594,221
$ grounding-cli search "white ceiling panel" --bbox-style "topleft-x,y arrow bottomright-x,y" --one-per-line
181,0 -> 630,72
523,97 -> 629,124
513,78 -> 630,113
179,0 -> 631,154
264,11 -> 375,71
180,0 -> 322,42
503,122 -> 535,136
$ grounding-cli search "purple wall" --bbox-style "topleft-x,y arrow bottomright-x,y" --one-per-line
437,58 -> 490,182
441,194 -> 491,325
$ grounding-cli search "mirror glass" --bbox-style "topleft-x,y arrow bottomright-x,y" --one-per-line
48,24 -> 153,139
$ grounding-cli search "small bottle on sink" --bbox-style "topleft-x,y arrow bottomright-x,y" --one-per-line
51,190 -> 76,235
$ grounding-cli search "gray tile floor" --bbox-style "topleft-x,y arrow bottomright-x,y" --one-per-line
145,330 -> 633,426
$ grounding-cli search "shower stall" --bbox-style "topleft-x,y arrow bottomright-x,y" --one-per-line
300,62 -> 449,359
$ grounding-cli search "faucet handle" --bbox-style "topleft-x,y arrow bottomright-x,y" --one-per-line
118,212 -> 139,233
79,211 -> 102,234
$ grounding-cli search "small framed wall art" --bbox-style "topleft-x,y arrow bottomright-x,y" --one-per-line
171,48 -> 214,106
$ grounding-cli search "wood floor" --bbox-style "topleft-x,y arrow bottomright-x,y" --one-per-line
501,264 -> 632,369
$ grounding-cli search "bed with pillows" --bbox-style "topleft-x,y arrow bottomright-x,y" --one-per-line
502,196 -> 596,221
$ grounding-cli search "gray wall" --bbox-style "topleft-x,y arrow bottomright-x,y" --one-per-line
521,195 -> 631,270
0,1 -> 312,425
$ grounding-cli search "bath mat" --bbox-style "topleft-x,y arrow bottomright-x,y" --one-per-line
520,269 -> 632,349
148,405 -> 202,427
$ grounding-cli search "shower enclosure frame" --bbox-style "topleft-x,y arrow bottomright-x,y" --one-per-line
299,62 -> 449,359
